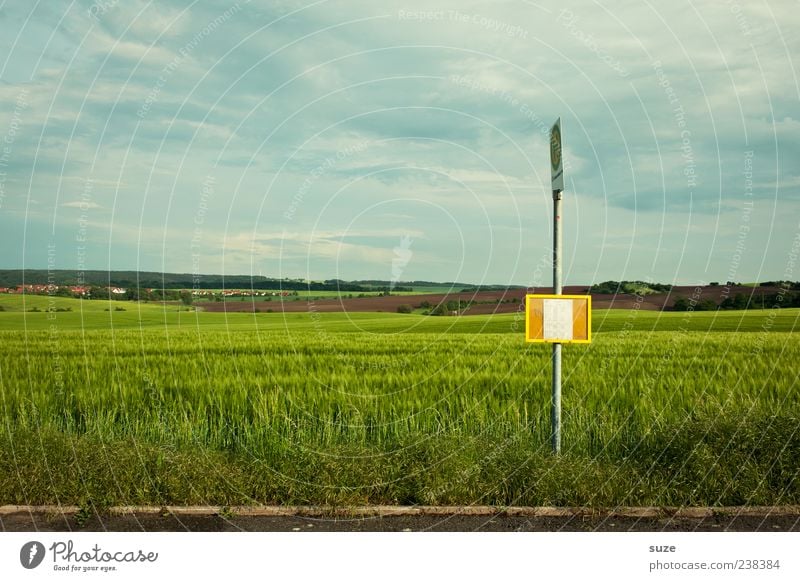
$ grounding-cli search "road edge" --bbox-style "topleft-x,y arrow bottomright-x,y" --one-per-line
2,505 -> 800,518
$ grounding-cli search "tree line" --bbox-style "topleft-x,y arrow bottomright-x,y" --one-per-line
673,292 -> 800,311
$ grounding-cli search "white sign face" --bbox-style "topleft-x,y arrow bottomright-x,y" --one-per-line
543,298 -> 573,340
550,118 -> 564,192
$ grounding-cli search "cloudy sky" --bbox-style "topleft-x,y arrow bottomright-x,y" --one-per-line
1,0 -> 798,285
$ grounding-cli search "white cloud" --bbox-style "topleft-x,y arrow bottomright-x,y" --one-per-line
61,200 -> 102,209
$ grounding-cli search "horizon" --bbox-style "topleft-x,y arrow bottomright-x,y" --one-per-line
0,267 -> 790,289
1,2 -> 798,286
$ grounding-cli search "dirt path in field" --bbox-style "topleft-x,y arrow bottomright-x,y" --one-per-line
2,507 -> 798,532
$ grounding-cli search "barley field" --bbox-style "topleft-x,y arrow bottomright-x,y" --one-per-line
0,299 -> 798,507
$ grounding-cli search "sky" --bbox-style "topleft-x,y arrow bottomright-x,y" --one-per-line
0,0 -> 798,286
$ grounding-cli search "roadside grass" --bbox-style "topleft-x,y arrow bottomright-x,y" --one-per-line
2,413 -> 796,507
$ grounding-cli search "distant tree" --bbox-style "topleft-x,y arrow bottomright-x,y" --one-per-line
696,299 -> 718,311
429,304 -> 446,316
733,293 -> 749,309
622,282 -> 653,296
719,293 -> 751,310
709,282 -> 719,286
396,304 -> 413,314
180,291 -> 193,306
590,281 -> 621,294
673,297 -> 690,311
92,286 -> 109,300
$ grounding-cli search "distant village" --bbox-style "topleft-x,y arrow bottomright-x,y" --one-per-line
0,284 -> 297,301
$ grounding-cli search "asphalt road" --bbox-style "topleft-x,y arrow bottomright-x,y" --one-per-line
2,512 -> 798,532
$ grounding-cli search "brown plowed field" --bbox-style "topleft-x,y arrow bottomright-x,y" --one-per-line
197,285 -> 783,315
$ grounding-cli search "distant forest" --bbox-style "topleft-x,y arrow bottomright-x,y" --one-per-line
590,279 -> 800,295
0,270 -> 413,292
589,280 -> 673,294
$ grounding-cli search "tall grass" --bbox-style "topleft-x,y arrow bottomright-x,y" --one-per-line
1,325 -> 797,506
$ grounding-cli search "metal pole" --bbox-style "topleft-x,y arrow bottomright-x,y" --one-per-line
552,189 -> 563,454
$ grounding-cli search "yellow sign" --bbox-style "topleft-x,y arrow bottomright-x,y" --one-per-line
525,294 -> 591,343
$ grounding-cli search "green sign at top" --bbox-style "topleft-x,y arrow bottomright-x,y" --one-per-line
550,118 -> 564,192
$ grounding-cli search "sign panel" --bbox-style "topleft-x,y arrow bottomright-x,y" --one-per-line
550,118 -> 564,192
525,294 -> 591,343
543,299 -> 573,340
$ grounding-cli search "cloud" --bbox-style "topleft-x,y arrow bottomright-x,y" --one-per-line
61,200 -> 102,209
219,228 -> 435,277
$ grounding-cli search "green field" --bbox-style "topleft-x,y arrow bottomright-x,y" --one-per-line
0,295 -> 798,507
1,294 -> 798,333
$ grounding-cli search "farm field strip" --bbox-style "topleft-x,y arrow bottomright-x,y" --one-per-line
1,294 -> 798,333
